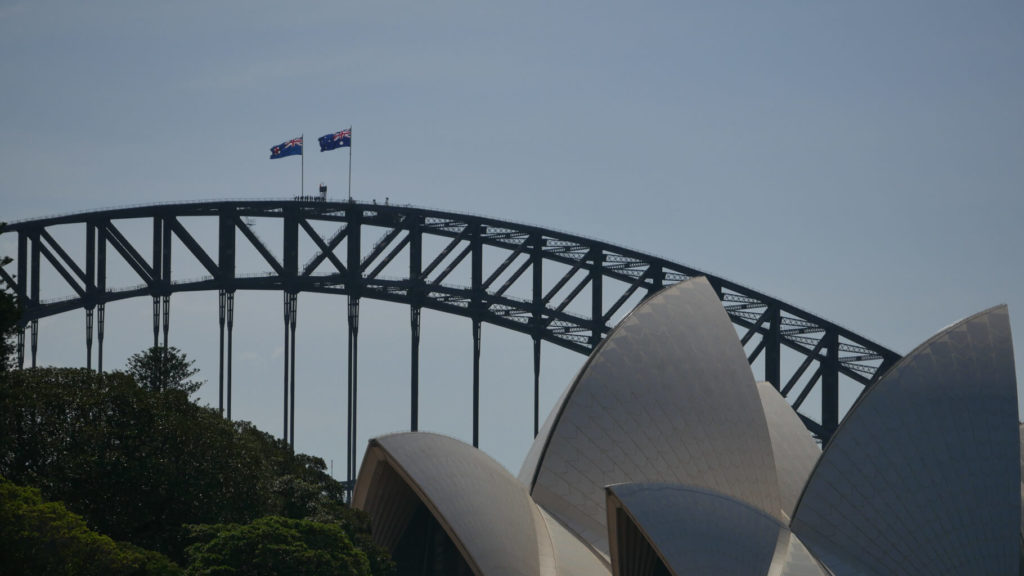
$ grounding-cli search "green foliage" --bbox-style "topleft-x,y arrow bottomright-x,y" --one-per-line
0,223 -> 19,375
304,503 -> 395,576
0,475 -> 182,576
0,367 -> 371,565
0,286 -> 16,375
0,232 -> 393,576
126,346 -> 203,395
184,516 -> 372,576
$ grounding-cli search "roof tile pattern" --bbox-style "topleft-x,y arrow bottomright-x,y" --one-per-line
537,507 -> 611,576
525,277 -> 782,555
354,432 -> 552,576
791,306 -> 1020,576
770,529 -> 831,576
756,381 -> 821,520
353,281 -> 1021,576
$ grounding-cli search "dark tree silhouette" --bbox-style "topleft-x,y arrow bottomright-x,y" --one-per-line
0,367 -> 390,568
0,476 -> 182,575
185,516 -> 374,576
125,346 -> 203,395
0,223 -> 20,376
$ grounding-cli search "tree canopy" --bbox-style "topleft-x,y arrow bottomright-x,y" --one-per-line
0,286 -> 17,375
0,223 -> 20,375
0,476 -> 182,576
125,346 -> 203,394
185,516 -> 372,576
0,366 -> 390,572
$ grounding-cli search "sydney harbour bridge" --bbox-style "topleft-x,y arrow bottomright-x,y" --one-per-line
0,199 -> 901,490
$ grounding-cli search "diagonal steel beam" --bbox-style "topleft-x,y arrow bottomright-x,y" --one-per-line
233,215 -> 284,275
739,307 -> 772,346
360,227 -> 403,272
542,259 -> 585,305
797,415 -> 825,439
168,217 -> 221,278
791,365 -> 823,410
427,242 -> 472,289
746,337 -> 767,364
104,221 -> 155,284
493,257 -> 532,299
38,229 -> 88,286
36,239 -> 86,296
837,364 -> 873,386
782,337 -> 826,397
420,233 -> 466,279
299,219 -> 347,276
552,273 -> 591,316
482,240 -> 529,290
602,270 -> 651,323
366,234 -> 411,281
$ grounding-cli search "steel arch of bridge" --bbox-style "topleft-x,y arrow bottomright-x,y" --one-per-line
0,199 -> 901,486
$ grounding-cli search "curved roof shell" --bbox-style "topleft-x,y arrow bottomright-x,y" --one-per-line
537,507 -> 612,576
791,306 -> 1021,575
606,483 -> 828,576
1019,423 -> 1024,537
354,432 -> 554,576
756,381 -> 821,520
521,277 -> 783,555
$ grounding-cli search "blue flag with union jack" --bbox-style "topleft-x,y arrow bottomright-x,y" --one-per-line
318,129 -> 351,152
270,137 -> 303,159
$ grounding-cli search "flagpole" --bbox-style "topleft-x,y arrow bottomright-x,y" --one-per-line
301,134 -> 304,198
347,126 -> 353,202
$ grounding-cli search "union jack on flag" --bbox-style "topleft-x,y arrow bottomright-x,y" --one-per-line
318,129 -> 352,152
270,137 -> 303,159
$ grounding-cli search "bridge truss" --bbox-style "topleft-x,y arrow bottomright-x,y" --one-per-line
0,200 -> 901,489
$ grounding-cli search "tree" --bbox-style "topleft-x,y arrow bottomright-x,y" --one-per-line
0,367 -> 260,559
126,345 -> 203,394
0,367 -> 388,567
184,516 -> 373,576
0,284 -> 17,376
0,476 -> 182,576
0,222 -> 20,376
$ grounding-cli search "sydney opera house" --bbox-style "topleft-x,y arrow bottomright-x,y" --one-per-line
352,277 -> 1021,575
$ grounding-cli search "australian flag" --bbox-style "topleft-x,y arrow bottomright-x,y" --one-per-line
318,129 -> 352,152
270,137 -> 303,159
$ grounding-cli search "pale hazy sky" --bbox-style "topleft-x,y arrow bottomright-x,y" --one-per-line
2,1 -> 1022,476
